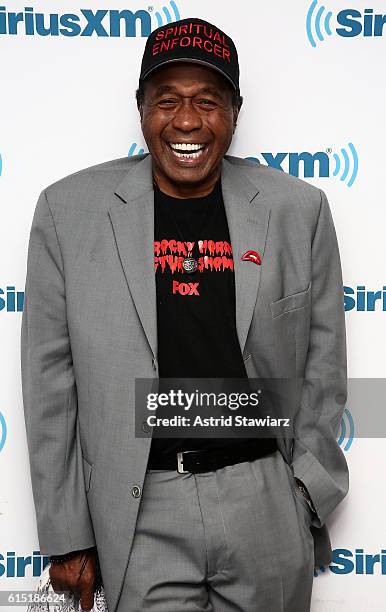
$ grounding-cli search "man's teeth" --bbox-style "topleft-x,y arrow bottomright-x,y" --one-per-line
169,143 -> 206,158
170,143 -> 205,151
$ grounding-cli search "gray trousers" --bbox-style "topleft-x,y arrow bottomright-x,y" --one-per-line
117,450 -> 314,611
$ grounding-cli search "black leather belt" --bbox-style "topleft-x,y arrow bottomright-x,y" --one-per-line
147,438 -> 278,474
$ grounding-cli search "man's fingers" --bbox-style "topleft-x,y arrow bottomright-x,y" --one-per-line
49,579 -> 64,594
80,586 -> 95,611
48,552 -> 96,609
51,582 -> 74,599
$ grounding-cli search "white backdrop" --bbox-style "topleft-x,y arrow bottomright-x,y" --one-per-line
0,1 -> 385,610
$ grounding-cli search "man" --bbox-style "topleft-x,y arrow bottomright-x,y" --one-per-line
21,17 -> 348,612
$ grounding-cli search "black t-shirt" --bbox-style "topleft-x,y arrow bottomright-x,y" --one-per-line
149,178 -> 249,458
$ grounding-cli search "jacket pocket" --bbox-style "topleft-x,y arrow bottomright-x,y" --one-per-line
270,282 -> 311,319
82,455 -> 94,493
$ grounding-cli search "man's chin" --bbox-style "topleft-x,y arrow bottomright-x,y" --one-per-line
160,162 -> 219,189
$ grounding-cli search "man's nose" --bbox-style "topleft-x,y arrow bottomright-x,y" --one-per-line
172,99 -> 203,132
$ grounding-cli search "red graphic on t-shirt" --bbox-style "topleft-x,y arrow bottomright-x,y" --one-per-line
154,238 -> 234,274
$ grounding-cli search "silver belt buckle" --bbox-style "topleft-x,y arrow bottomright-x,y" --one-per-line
177,451 -> 189,474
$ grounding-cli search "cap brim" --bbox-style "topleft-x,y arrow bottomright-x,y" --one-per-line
140,58 -> 237,90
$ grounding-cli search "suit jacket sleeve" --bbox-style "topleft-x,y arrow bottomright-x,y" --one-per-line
290,188 -> 349,528
20,189 -> 96,555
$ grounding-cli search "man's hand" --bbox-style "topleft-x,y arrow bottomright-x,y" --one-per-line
49,548 -> 98,611
294,477 -> 317,514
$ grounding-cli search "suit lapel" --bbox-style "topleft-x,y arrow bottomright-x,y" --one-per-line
109,155 -> 158,359
108,155 -> 271,361
221,158 -> 271,354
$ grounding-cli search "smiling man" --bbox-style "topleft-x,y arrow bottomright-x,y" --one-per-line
21,16 -> 348,612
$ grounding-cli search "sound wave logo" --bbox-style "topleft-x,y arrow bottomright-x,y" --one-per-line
337,408 -> 354,452
153,0 -> 180,28
307,2 -> 386,46
306,0 -> 333,47
0,411 -> 7,453
332,143 -> 358,188
128,143 -> 146,156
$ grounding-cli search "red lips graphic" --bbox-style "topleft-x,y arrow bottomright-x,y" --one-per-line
240,250 -> 262,265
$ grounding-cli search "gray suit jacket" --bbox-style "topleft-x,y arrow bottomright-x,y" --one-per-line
21,154 -> 349,612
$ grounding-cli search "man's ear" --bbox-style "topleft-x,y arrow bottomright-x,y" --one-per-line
135,85 -> 145,122
232,97 -> 242,133
232,108 -> 239,133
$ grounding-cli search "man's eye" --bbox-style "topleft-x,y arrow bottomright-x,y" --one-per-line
158,98 -> 178,105
198,99 -> 216,107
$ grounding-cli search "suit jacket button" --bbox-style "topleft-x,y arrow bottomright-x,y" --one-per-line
131,485 -> 141,499
152,358 -> 157,371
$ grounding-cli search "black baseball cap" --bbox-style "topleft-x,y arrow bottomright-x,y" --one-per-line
139,17 -> 240,92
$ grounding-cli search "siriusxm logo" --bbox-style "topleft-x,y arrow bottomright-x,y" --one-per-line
0,551 -> 49,578
344,285 -> 386,311
17,282 -> 384,315
307,1 -> 386,47
315,548 -> 386,576
0,412 -> 6,453
2,548 -> 385,577
0,286 -> 24,312
246,143 -> 359,187
128,143 -> 359,186
0,2 -> 180,38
